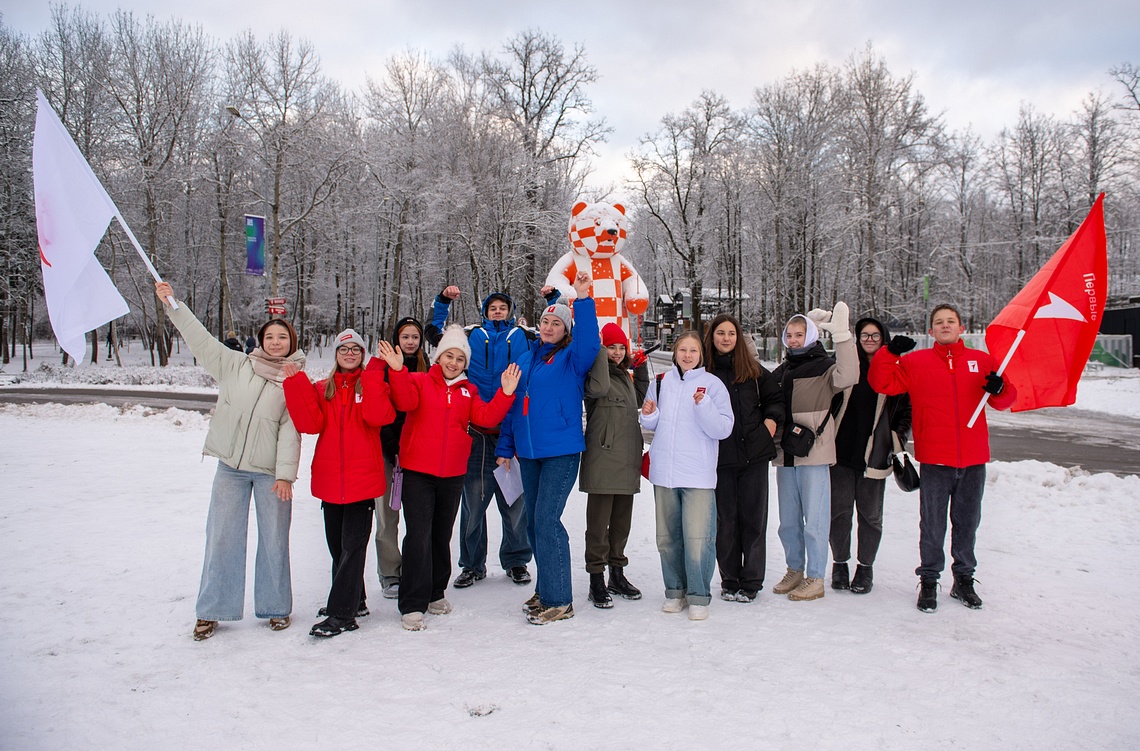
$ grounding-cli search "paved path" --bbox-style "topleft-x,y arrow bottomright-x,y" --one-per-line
2,385 -> 1138,476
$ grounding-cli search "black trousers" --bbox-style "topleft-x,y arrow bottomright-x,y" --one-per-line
714,461 -> 770,591
398,470 -> 464,615
829,464 -> 886,567
584,493 -> 635,573
322,499 -> 375,619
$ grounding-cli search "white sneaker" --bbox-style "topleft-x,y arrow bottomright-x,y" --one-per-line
662,597 -> 687,613
401,612 -> 425,631
427,598 -> 452,615
688,604 -> 709,621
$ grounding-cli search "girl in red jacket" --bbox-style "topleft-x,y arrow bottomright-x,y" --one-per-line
376,326 -> 520,631
283,329 -> 396,637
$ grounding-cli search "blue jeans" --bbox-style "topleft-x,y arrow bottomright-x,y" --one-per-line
458,431 -> 532,574
196,461 -> 292,620
653,486 -> 717,606
518,454 -> 579,608
775,465 -> 831,580
916,464 -> 986,580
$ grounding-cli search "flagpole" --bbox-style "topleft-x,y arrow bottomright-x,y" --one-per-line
966,328 -> 1025,428
113,213 -> 178,310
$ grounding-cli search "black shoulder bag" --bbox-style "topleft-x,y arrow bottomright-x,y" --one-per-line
780,374 -> 839,458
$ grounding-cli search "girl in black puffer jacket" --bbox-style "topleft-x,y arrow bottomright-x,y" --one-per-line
828,316 -> 911,595
704,314 -> 784,602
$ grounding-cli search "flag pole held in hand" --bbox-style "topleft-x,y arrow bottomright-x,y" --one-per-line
967,329 -> 1023,428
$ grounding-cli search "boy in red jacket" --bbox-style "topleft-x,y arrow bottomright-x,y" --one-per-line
868,305 -> 1016,613
376,327 -> 520,631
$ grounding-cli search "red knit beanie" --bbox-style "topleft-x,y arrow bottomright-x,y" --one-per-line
600,323 -> 628,348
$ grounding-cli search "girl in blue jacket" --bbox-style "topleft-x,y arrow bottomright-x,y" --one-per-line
496,272 -> 598,625
640,330 -> 734,621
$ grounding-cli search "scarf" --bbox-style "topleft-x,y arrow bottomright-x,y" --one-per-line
248,348 -> 306,384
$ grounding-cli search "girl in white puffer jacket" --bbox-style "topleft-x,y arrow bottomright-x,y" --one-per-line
639,331 -> 734,620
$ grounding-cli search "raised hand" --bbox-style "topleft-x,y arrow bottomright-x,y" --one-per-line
817,301 -> 851,342
154,281 -> 175,306
571,271 -> 592,300
376,340 -> 404,370
887,335 -> 917,356
442,286 -> 460,300
501,363 -> 521,395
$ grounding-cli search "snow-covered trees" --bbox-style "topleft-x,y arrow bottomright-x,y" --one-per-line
2,9 -> 1139,367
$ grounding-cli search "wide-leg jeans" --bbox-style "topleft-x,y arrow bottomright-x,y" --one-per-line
196,461 -> 291,621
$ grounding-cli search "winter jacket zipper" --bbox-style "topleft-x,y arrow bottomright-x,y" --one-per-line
339,382 -> 348,503
234,380 -> 268,470
440,385 -> 452,476
947,348 -> 963,467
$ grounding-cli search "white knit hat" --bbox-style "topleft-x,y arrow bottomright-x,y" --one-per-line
540,303 -> 573,332
334,328 -> 366,352
432,324 -> 472,365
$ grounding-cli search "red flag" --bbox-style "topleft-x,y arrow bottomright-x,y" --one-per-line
985,193 -> 1108,412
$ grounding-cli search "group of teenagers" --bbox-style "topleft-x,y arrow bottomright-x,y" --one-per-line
154,270 -> 1016,640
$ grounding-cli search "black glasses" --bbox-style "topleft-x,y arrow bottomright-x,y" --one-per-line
337,345 -> 363,354
859,332 -> 882,342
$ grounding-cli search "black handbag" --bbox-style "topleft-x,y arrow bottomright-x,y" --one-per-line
779,375 -> 840,459
890,433 -> 920,492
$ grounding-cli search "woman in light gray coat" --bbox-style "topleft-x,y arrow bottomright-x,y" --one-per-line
156,281 -> 305,642
580,323 -> 649,608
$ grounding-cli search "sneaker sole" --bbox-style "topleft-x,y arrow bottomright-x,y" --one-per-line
311,621 -> 360,637
950,592 -> 983,609
526,608 -> 574,625
788,591 -> 825,602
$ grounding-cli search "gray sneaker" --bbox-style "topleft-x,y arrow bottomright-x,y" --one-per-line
381,577 -> 399,599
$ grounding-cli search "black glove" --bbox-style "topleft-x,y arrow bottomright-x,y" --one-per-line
887,335 -> 916,355
984,372 -> 1005,395
543,288 -> 561,306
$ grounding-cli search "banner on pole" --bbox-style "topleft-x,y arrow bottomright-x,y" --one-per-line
33,90 -> 131,362
245,215 -> 265,276
983,194 -> 1108,413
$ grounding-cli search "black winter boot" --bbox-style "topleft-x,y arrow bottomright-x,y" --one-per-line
589,572 -> 613,608
950,575 -> 983,609
831,562 -> 851,590
850,565 -> 874,594
917,578 -> 938,613
606,566 -> 643,600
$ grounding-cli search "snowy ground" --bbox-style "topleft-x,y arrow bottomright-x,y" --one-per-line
1,395 -> 1138,750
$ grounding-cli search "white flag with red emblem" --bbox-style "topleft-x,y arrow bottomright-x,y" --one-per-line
33,89 -> 130,362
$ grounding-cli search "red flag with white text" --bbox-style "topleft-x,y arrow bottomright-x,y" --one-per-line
984,194 -> 1107,412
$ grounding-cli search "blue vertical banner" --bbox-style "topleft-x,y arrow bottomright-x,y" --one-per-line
245,215 -> 265,276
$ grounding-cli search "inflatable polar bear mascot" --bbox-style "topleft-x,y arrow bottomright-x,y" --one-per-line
544,201 -> 649,341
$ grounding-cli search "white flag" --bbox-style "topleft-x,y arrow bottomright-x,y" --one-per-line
33,89 -> 129,362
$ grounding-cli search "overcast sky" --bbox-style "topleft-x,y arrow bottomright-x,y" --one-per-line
6,0 -> 1138,187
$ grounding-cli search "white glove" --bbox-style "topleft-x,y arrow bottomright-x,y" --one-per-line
816,301 -> 851,343
805,308 -> 831,325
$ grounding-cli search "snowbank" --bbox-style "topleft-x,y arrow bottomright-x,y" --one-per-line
0,403 -> 1137,749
